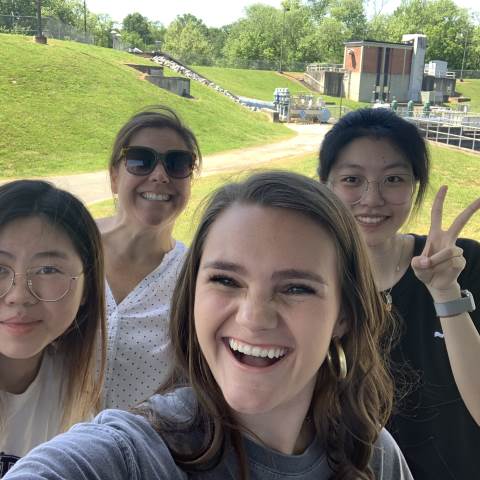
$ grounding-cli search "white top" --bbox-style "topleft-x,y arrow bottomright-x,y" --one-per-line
0,352 -> 63,459
103,241 -> 187,410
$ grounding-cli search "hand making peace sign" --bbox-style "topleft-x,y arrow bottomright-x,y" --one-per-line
411,186 -> 480,299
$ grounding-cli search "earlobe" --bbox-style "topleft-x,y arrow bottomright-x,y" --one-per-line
333,314 -> 348,338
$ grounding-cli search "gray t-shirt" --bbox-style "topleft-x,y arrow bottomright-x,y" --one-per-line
5,388 -> 413,479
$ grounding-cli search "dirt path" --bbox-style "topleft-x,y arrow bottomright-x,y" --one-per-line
13,123 -> 332,205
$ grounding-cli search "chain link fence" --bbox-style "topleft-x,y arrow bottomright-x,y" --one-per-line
451,70 -> 480,80
0,14 -> 93,44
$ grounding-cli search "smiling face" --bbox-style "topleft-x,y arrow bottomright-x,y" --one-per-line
0,217 -> 85,363
327,137 -> 415,247
194,204 -> 344,419
110,127 -> 191,228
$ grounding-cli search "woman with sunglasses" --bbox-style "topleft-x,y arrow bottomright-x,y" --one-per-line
97,106 -> 201,410
318,108 -> 480,480
0,180 -> 106,478
4,171 -> 412,480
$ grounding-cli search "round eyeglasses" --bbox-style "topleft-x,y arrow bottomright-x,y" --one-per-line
0,265 -> 83,302
329,174 -> 415,205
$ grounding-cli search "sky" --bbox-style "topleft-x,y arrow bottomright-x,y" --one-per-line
87,0 -> 479,27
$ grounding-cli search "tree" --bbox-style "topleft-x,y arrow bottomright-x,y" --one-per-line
0,0 -> 37,33
149,20 -> 165,48
329,0 -> 367,40
384,0 -> 474,70
163,14 -> 213,64
122,12 -> 151,44
88,12 -> 113,48
314,17 -> 350,63
208,26 -> 229,62
305,0 -> 330,21
222,3 -> 321,69
42,0 -> 84,28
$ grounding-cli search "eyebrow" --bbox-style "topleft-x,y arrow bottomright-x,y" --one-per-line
337,162 -> 410,171
271,269 -> 327,284
202,261 -> 247,275
202,261 -> 327,284
33,251 -> 71,261
0,250 -> 71,261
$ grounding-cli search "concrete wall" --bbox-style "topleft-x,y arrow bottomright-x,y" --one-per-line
146,76 -> 190,97
343,72 -> 361,102
127,64 -> 164,76
402,34 -> 427,102
422,76 -> 456,100
305,70 -> 344,96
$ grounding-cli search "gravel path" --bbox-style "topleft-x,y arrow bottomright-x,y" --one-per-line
5,123 -> 331,205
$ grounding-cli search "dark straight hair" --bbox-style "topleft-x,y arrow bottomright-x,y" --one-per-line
0,179 -> 106,430
318,108 -> 430,212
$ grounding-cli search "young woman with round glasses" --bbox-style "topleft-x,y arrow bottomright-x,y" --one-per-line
318,107 -> 480,480
97,105 -> 201,410
0,180 -> 106,477
4,171 -> 412,480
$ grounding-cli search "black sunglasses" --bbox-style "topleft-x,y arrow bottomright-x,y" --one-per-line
122,146 -> 195,179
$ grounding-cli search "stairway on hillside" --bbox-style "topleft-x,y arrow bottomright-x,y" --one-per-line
151,54 -> 241,104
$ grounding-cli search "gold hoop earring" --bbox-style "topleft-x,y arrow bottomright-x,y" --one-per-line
326,336 -> 347,380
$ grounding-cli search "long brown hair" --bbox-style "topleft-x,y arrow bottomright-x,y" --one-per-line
139,171 -> 394,479
0,180 -> 106,431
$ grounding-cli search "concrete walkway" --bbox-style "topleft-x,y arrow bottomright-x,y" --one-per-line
19,123 -> 332,205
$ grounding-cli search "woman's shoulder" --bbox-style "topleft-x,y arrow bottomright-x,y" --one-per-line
95,216 -> 115,234
456,236 -> 480,261
370,428 -> 413,480
5,407 -> 186,479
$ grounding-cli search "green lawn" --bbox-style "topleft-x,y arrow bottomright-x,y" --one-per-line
192,66 -> 307,101
0,34 -> 292,178
454,79 -> 480,113
89,143 -> 480,244
193,66 -> 367,111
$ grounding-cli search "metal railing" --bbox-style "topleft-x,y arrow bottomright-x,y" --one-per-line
397,111 -> 480,152
306,63 -> 345,73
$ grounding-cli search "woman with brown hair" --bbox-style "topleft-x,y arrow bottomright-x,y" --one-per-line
0,180 -> 106,478
97,106 -> 201,410
5,171 -> 411,480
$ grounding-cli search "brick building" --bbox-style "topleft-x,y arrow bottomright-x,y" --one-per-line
342,34 -> 426,103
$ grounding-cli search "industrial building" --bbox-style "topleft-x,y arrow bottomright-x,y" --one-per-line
304,34 -> 456,104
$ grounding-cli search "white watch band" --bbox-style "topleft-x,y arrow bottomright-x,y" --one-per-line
434,290 -> 476,318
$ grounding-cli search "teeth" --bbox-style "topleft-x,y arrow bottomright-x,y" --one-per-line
356,216 -> 386,224
141,192 -> 171,201
228,338 -> 287,359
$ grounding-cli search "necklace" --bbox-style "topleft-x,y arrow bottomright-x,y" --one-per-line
383,235 -> 405,312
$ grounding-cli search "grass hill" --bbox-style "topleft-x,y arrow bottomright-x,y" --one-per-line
0,34 -> 292,177
455,79 -> 480,112
192,66 -> 308,101
193,65 -> 367,110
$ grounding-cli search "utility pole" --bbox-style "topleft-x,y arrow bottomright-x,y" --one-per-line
460,31 -> 468,82
279,3 -> 290,73
84,0 -> 87,36
35,0 -> 47,44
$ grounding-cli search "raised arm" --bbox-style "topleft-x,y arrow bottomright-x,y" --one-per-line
411,186 -> 480,424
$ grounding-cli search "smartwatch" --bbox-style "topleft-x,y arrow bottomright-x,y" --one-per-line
434,290 -> 476,318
